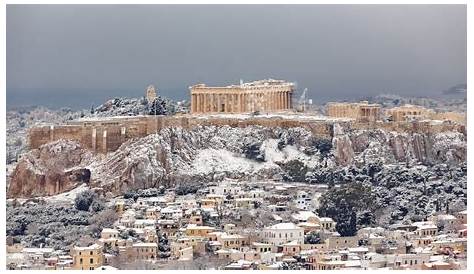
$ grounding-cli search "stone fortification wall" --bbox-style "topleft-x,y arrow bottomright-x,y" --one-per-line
28,115 -> 464,153
350,120 -> 466,135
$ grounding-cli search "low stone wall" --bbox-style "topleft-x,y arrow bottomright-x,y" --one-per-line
28,114 -> 464,153
351,120 -> 466,135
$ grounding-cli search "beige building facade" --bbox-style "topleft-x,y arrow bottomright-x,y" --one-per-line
386,104 -> 434,122
189,79 -> 295,114
431,111 -> 466,125
71,244 -> 103,270
326,101 -> 381,122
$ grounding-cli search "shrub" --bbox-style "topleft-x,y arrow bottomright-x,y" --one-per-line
279,159 -> 308,182
304,231 -> 321,244
75,190 -> 98,211
243,142 -> 265,162
175,184 -> 201,196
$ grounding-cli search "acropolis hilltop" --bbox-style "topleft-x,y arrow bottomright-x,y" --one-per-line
26,79 -> 466,154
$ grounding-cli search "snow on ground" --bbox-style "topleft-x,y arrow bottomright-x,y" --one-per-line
189,138 -> 320,176
6,186 -> 87,206
75,115 -> 149,122
6,163 -> 17,177
191,148 -> 260,175
262,139 -> 319,168
195,112 -> 352,122
75,112 -> 352,124
43,183 -> 89,204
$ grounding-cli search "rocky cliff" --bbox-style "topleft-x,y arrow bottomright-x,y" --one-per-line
7,140 -> 95,198
8,124 -> 466,197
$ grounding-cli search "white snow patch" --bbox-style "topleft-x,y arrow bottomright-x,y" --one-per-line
262,139 -> 318,168
190,149 -> 259,174
44,183 -> 89,204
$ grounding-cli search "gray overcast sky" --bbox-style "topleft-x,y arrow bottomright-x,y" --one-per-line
6,4 -> 467,108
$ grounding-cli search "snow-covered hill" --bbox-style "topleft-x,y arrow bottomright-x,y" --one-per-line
8,123 -> 465,198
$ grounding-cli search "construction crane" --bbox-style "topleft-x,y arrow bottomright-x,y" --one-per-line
299,88 -> 308,112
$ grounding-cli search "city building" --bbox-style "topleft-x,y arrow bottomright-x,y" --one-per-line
71,244 -> 103,270
261,222 -> 305,246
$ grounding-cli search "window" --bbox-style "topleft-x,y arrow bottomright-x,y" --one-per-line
80,258 -> 83,264
90,258 -> 94,264
90,251 -> 93,255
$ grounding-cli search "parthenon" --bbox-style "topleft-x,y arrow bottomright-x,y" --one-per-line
189,79 -> 295,114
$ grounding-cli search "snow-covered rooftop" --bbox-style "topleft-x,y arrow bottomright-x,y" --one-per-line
265,222 -> 302,230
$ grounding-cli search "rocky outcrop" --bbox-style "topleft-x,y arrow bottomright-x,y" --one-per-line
89,126 -> 322,194
7,140 -> 94,198
333,135 -> 355,166
333,127 -> 466,166
9,125 -> 467,198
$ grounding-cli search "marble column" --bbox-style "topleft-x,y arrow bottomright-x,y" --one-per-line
274,92 -> 278,110
273,93 -> 277,110
279,92 -> 282,110
102,130 -> 107,153
212,94 -> 216,112
232,94 -> 236,113
281,92 -> 284,109
243,94 -> 247,112
92,128 -> 97,152
202,94 -> 206,112
203,94 -> 206,112
201,94 -> 204,113
196,93 -> 201,113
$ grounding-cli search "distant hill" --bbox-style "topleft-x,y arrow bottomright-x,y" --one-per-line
443,83 -> 467,96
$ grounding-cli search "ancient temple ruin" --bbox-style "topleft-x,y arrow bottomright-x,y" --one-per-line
189,79 -> 295,114
326,101 -> 381,122
386,104 -> 435,122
